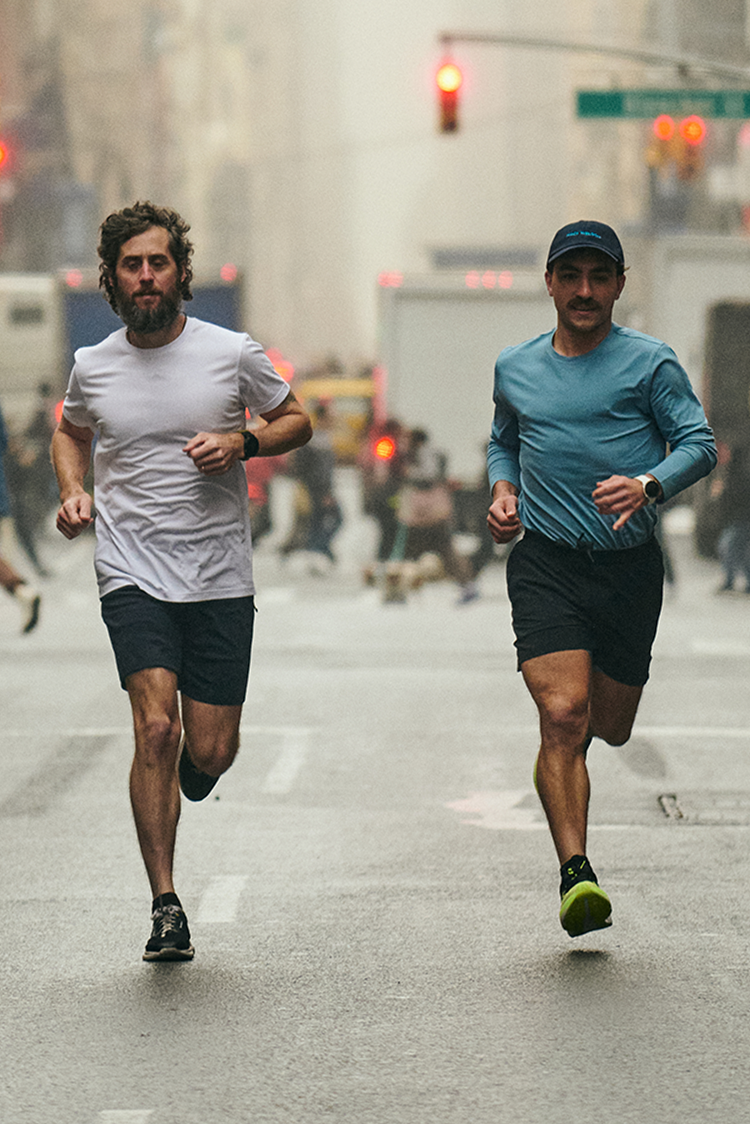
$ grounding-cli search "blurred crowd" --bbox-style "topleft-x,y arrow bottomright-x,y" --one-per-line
249,385 -> 495,604
6,374 -> 750,633
358,419 -> 484,604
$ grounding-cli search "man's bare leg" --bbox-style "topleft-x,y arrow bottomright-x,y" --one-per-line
0,554 -> 23,591
126,667 -> 182,899
523,651 -> 645,862
589,668 -> 644,747
522,650 -> 593,863
522,650 -> 646,936
177,696 -> 243,801
181,696 -> 243,775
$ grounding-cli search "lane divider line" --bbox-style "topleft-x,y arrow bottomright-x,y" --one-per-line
99,1113 -> 154,1123
195,875 -> 249,924
260,729 -> 310,795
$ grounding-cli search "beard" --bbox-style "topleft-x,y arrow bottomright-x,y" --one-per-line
115,285 -> 183,335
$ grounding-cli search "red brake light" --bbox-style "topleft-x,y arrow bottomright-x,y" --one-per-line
374,435 -> 396,460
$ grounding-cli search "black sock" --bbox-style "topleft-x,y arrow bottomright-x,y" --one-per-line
560,854 -> 588,875
560,855 -> 597,896
153,891 -> 182,911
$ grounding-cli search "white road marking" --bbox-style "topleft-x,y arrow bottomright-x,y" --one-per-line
99,1113 -> 153,1123
4,728 -> 131,738
239,725 -> 312,736
259,728 -> 310,794
446,790 -> 546,831
635,726 -> 750,739
195,875 -> 249,924
8,721 -> 748,740
4,723 -> 314,799
445,792 -> 662,834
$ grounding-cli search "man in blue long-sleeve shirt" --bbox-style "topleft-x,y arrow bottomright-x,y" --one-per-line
487,221 -> 716,939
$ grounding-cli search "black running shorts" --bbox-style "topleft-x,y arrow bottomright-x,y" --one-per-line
505,530 -> 664,687
100,585 -> 255,706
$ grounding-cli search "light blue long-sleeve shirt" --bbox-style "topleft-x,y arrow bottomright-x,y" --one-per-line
487,323 -> 717,550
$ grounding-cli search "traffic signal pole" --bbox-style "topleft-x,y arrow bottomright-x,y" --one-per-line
438,31 -> 750,82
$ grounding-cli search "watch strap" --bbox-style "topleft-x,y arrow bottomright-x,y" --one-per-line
240,430 -> 260,460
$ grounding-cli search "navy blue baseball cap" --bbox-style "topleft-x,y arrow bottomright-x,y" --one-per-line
546,221 -> 624,269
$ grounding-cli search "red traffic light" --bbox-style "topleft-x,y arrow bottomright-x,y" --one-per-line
679,115 -> 707,146
0,138 -> 11,171
436,61 -> 463,133
653,115 -> 675,141
436,62 -> 462,95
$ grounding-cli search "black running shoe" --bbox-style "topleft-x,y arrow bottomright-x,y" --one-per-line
559,854 -> 612,938
178,743 -> 220,802
143,899 -> 194,961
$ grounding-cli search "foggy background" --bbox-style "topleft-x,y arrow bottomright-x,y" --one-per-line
1,0 -> 749,369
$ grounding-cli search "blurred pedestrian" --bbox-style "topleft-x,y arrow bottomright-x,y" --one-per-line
360,417 -> 408,573
51,201 -> 312,962
5,432 -> 52,577
303,404 -> 342,562
281,403 -> 341,567
3,382 -> 60,577
715,441 -> 750,592
244,443 -> 285,544
0,402 -> 41,632
487,220 -> 716,939
391,428 -> 477,604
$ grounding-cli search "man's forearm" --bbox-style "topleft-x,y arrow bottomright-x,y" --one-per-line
51,428 -> 91,499
255,411 -> 312,456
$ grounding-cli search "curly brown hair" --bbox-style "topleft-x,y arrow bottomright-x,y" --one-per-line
97,201 -> 194,311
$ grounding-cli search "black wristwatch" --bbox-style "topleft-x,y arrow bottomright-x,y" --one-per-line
240,430 -> 260,460
635,474 -> 661,504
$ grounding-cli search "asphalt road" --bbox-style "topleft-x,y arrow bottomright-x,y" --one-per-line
1,491 -> 750,1124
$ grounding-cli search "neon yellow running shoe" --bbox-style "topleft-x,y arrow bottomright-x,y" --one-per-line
559,855 -> 612,938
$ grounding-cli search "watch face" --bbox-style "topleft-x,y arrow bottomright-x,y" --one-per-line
644,479 -> 660,499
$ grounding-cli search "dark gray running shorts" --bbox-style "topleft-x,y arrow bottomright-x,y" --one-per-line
505,530 -> 664,687
100,585 -> 255,706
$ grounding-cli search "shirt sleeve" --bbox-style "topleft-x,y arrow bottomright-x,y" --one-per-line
237,335 -> 293,416
61,365 -> 97,432
486,358 -> 521,491
643,351 -> 718,501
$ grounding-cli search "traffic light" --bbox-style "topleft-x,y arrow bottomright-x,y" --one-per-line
645,114 -> 707,182
436,61 -> 463,133
652,114 -> 676,142
677,115 -> 707,180
680,115 -> 707,146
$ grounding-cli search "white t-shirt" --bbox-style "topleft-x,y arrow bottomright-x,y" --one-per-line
63,316 -> 290,602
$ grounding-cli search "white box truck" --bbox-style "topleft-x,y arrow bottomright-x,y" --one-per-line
377,270 -> 573,482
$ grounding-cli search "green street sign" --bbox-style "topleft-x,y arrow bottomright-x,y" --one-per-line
577,89 -> 750,119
